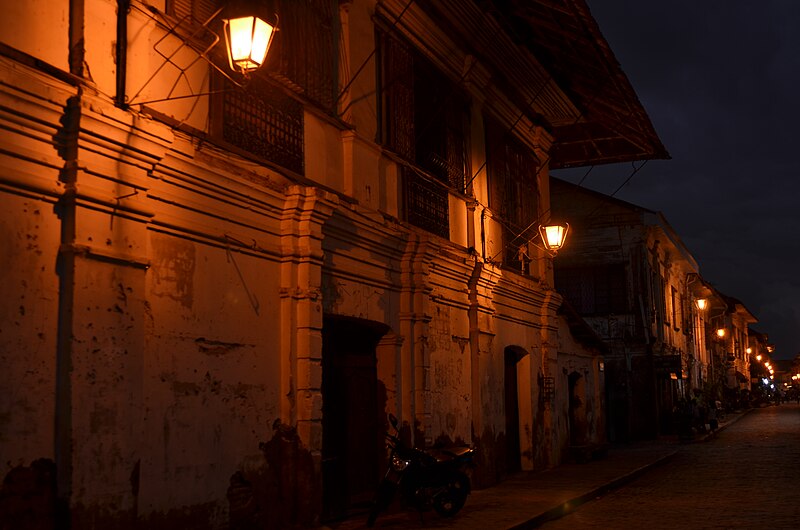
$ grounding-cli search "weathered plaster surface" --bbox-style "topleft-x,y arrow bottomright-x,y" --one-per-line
0,197 -> 59,464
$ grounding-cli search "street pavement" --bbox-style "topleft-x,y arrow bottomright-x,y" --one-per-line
325,410 -> 748,529
539,402 -> 800,529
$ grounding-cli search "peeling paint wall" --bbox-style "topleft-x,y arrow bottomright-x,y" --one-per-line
140,232 -> 282,517
0,197 -> 59,465
556,315 -> 607,462
70,257 -> 146,521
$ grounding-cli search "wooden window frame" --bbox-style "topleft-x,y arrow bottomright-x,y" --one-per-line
485,117 -> 539,272
378,27 -> 470,238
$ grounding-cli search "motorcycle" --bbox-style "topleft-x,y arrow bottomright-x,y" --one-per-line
366,414 -> 475,527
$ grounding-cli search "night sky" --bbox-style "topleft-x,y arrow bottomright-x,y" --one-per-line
554,1 -> 800,360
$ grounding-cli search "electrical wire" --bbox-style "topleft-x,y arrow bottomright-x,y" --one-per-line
576,165 -> 595,187
578,159 -> 650,224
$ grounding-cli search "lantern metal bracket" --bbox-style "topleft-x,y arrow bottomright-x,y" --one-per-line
127,5 -> 244,107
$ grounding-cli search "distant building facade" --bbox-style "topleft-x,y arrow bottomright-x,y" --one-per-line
550,180 -> 700,441
692,284 -> 757,407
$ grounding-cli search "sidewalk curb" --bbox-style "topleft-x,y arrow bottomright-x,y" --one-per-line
692,407 -> 750,443
506,449 -> 678,529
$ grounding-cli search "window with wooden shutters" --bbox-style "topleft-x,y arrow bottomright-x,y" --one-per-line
381,32 -> 415,160
555,264 -> 629,315
412,57 -> 469,191
485,118 -> 539,271
265,0 -> 338,111
379,29 -> 469,238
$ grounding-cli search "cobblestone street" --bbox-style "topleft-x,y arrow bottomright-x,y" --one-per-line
542,403 -> 800,529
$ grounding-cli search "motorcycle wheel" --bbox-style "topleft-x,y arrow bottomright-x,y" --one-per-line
432,471 -> 470,518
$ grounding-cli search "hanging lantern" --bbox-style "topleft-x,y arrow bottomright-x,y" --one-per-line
539,223 -> 569,253
223,16 -> 276,74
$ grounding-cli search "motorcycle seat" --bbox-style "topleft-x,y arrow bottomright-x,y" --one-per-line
429,445 -> 473,462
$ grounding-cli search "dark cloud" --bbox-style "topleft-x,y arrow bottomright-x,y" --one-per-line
555,1 -> 800,359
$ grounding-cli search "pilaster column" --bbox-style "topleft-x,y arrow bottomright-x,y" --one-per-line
279,186 -> 338,454
398,234 -> 439,445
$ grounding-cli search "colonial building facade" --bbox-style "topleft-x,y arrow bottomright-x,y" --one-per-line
550,179 -> 762,441
0,0 -> 664,527
550,179 -> 699,441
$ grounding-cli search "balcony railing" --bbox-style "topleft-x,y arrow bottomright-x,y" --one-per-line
403,167 -> 449,239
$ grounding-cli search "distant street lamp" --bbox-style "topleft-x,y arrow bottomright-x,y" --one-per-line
716,328 -> 726,339
696,298 -> 707,310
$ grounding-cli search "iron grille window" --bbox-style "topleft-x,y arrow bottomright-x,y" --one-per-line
485,118 -> 539,270
379,29 -> 470,237
220,76 -> 304,174
555,264 -> 629,315
404,167 -> 450,239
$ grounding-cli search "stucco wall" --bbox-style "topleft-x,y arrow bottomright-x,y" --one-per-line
0,1 -> 69,70
0,194 -> 60,464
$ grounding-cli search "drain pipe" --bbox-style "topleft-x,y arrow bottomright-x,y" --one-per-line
480,208 -> 487,261
55,95 -> 81,530
68,0 -> 85,77
56,0 -> 88,523
116,0 -> 130,108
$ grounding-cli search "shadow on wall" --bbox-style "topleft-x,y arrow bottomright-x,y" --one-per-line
228,420 -> 320,530
0,458 -> 56,530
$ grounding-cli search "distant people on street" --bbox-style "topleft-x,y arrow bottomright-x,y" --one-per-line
708,402 -> 718,431
674,398 -> 693,441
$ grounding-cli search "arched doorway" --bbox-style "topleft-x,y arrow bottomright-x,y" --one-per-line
321,315 -> 389,520
504,346 -> 528,474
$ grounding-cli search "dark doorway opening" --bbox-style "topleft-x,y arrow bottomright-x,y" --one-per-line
504,347 -> 524,474
568,371 -> 587,446
321,315 -> 389,521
